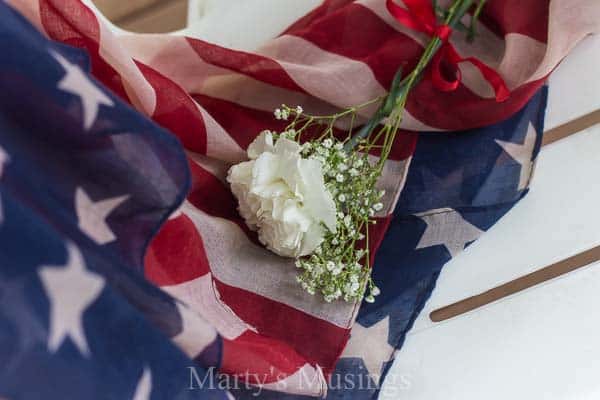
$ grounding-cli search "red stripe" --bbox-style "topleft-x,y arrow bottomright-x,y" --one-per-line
405,77 -> 546,131
185,37 -> 306,94
146,214 -> 351,374
282,0 -> 356,35
186,159 -> 262,245
145,215 -> 347,376
193,94 -> 289,151
41,0 -> 550,134
195,93 -> 417,160
286,3 -> 423,90
482,0 -> 549,43
145,214 -> 210,286
39,0 -> 129,100
193,93 -> 349,153
279,1 -> 547,129
216,281 -> 349,374
369,130 -> 418,161
221,331 -> 309,383
136,62 -> 207,154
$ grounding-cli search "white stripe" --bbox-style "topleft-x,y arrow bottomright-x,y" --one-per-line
499,33 -> 547,89
97,24 -> 157,116
119,35 -> 343,118
170,301 -> 219,357
354,155 -> 412,217
258,364 -> 328,397
528,0 -> 600,82
179,201 -> 357,328
259,34 -> 440,131
164,275 -> 253,341
259,35 -> 386,109
197,104 -> 247,163
187,150 -> 231,184
373,156 -> 412,216
120,23 -> 440,131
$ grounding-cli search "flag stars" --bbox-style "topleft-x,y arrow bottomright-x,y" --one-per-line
495,122 -> 537,191
0,146 -> 8,224
342,316 -> 394,381
416,208 -> 484,257
38,242 -> 105,356
75,187 -> 129,245
132,367 -> 153,400
51,51 -> 114,130
0,146 -> 8,176
171,303 -> 218,357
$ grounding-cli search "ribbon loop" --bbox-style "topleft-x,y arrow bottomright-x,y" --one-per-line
434,24 -> 452,42
385,0 -> 509,102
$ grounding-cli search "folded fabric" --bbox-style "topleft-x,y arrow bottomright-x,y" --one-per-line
4,0 -> 599,397
0,3 -> 229,399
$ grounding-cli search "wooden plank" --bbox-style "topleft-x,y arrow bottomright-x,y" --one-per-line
92,0 -> 162,22
429,110 -> 600,323
116,0 -> 188,33
542,109 -> 600,146
430,245 -> 600,322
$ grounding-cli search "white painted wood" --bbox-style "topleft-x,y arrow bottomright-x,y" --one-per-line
382,125 -> 600,399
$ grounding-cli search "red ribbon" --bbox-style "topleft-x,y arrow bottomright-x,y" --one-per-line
386,0 -> 509,102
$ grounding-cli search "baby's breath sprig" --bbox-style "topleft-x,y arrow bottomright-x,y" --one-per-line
268,105 -> 387,303
246,0 -> 487,303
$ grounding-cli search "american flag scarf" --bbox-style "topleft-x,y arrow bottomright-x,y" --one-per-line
1,0 -> 599,398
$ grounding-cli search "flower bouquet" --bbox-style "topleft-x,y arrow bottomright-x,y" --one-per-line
226,0 -> 509,304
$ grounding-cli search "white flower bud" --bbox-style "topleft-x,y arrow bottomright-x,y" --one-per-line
228,135 -> 337,258
343,215 -> 352,227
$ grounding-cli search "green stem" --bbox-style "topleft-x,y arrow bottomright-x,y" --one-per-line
345,0 -> 475,150
468,0 -> 487,42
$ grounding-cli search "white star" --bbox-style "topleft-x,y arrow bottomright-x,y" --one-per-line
171,302 -> 218,357
51,51 -> 113,130
342,317 -> 394,382
495,122 -> 537,190
75,187 -> 129,245
132,367 -> 152,400
0,146 -> 7,176
0,146 -> 8,224
38,241 -> 105,356
416,208 -> 484,257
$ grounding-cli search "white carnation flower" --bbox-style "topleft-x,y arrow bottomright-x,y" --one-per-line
227,131 -> 337,257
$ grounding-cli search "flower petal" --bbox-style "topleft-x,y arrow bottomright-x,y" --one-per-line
298,158 -> 337,233
247,130 -> 274,159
